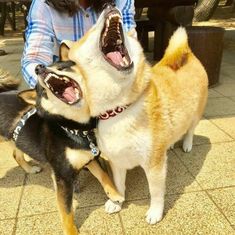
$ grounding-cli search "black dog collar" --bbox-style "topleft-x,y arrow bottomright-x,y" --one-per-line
61,126 -> 100,158
12,108 -> 37,142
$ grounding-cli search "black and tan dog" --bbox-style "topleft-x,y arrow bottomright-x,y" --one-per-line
0,48 -> 123,235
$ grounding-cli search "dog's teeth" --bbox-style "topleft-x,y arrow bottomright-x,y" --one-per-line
44,74 -> 51,83
75,88 -> 80,99
63,77 -> 70,82
123,57 -> 129,65
120,62 -> 125,67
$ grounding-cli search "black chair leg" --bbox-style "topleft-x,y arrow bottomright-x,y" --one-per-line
0,3 -> 7,36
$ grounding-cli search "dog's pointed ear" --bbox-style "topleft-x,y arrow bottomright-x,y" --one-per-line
60,40 -> 74,61
18,89 -> 37,105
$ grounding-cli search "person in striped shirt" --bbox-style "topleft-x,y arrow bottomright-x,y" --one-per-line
21,0 -> 137,88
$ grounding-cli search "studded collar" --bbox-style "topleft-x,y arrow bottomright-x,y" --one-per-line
61,126 -> 100,158
99,105 -> 129,120
12,108 -> 37,142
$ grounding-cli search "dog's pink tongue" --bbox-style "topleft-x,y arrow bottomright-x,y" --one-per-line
62,87 -> 77,103
107,52 -> 123,65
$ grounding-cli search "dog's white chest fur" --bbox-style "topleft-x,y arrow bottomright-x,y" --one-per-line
97,106 -> 152,169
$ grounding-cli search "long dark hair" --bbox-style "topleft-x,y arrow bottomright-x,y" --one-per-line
45,0 -> 115,16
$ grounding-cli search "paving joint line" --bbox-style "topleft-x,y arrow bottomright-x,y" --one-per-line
0,217 -> 16,222
204,189 -> 234,228
207,118 -> 235,141
11,173 -> 27,235
172,149 -> 205,191
118,213 -> 126,235
173,148 -> 235,229
16,210 -> 58,219
205,185 -> 235,192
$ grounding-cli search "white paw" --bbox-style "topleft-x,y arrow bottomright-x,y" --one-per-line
182,139 -> 193,153
105,199 -> 122,214
183,141 -> 193,153
145,206 -> 163,225
28,165 -> 42,174
170,144 -> 175,150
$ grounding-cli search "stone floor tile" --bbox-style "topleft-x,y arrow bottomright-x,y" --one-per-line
208,88 -> 223,98
219,72 -> 235,84
174,142 -> 235,189
204,97 -> 235,118
125,167 -> 149,201
17,206 -> 124,235
75,169 -> 112,208
0,219 -> 16,235
210,116 -> 235,139
214,83 -> 235,97
120,192 -> 234,235
0,167 -> 25,220
75,206 -> 123,235
166,151 -> 202,194
207,187 -> 235,226
193,118 -> 233,144
18,166 -> 57,217
0,142 -> 18,169
16,213 -> 63,235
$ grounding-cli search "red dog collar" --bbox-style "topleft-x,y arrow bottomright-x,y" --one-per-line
99,105 -> 129,120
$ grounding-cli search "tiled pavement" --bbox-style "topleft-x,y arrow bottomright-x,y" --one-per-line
0,29 -> 235,235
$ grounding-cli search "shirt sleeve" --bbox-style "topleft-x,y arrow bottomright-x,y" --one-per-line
118,0 -> 136,32
21,0 -> 55,88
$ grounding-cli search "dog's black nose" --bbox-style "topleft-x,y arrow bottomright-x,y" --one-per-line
35,64 -> 46,75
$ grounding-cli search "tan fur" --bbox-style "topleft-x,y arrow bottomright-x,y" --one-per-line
66,148 -> 93,170
53,176 -> 79,235
86,161 -> 123,202
66,20 -> 208,224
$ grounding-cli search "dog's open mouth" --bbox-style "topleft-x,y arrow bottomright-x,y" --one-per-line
43,72 -> 82,105
100,10 -> 133,71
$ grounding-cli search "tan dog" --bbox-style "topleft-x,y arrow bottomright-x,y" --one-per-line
62,4 -> 208,225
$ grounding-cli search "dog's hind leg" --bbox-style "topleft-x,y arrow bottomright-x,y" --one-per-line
183,120 -> 198,153
183,91 -> 208,153
52,173 -> 79,235
13,148 -> 41,174
86,160 -> 124,203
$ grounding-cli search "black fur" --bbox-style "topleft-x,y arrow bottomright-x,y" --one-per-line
0,86 -> 97,219
0,90 -> 96,164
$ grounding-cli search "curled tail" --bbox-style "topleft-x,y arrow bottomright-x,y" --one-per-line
159,27 -> 191,71
0,68 -> 20,92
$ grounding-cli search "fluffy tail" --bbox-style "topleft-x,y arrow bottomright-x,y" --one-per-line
159,27 -> 191,71
0,68 -> 20,92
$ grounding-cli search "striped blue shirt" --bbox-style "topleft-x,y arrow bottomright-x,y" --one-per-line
21,0 -> 136,88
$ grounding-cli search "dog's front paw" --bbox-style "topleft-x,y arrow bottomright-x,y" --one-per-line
145,206 -> 163,225
105,188 -> 124,204
105,199 -> 122,214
